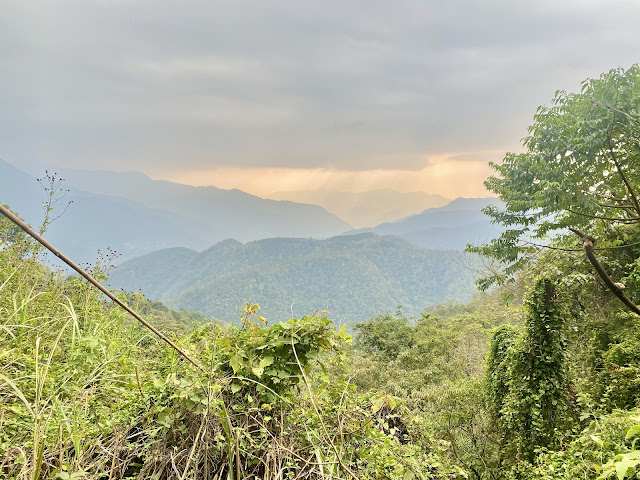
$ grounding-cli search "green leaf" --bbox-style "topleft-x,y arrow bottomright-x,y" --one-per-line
600,452 -> 640,480
625,424 -> 640,440
372,397 -> 386,414
616,456 -> 636,480
258,356 -> 274,368
229,354 -> 243,373
590,435 -> 603,447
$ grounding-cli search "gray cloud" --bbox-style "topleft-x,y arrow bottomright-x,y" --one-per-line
1,0 -> 639,174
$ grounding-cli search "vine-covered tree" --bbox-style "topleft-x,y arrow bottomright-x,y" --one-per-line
487,277 -> 571,463
470,65 -> 640,313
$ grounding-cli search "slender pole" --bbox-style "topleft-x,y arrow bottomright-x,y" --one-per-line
0,204 -> 206,372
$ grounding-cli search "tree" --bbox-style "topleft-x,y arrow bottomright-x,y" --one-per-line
469,65 -> 640,313
353,310 -> 415,359
487,278 -> 571,463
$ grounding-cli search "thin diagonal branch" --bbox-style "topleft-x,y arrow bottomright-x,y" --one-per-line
569,227 -> 640,316
0,203 -> 206,373
607,99 -> 640,216
608,140 -> 640,216
591,99 -> 640,128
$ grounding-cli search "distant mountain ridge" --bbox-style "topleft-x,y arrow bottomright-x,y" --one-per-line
0,159 -> 202,263
348,197 -> 503,250
0,159 -> 352,263
107,233 -> 480,325
57,168 -> 352,243
268,189 -> 451,228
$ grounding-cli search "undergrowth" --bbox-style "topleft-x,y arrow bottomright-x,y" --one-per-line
0,219 -> 462,479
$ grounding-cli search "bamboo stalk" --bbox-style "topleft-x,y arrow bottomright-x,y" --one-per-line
0,204 -> 206,372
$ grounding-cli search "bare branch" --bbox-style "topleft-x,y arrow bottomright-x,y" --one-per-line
569,227 -> 640,316
607,141 -> 640,216
520,239 -> 640,253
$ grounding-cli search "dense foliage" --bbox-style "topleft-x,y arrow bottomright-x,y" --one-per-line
0,211 -> 463,479
487,278 -> 572,463
470,65 -> 640,292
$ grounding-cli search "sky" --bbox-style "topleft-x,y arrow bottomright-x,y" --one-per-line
1,0 -> 639,199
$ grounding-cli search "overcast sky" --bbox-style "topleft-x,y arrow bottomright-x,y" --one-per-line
1,0 -> 639,197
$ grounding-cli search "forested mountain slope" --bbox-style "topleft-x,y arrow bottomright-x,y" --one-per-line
108,233 -> 479,324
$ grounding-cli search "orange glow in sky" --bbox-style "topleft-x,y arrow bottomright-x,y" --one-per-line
156,152 -> 502,198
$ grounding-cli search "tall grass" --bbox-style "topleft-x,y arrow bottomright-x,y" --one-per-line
0,242 -> 458,479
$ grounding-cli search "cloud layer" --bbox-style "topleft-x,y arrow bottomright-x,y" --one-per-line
1,0 -> 639,189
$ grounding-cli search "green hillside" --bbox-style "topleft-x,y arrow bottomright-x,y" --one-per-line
108,233 -> 479,324
0,210 -> 460,479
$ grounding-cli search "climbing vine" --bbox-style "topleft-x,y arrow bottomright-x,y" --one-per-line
487,277 -> 573,463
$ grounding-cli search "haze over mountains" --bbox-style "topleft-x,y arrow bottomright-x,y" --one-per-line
1,158 -> 201,263
54,166 -> 501,253
348,197 -> 503,250
108,233 -> 480,325
1,157 -> 504,324
1,159 -> 351,262
56,168 -> 351,243
268,190 -> 451,228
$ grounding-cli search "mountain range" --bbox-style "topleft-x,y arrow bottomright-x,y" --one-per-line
268,189 -> 450,228
56,168 -> 352,243
2,158 -> 502,325
107,233 -> 480,325
347,197 -> 503,250
0,159 -> 351,263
